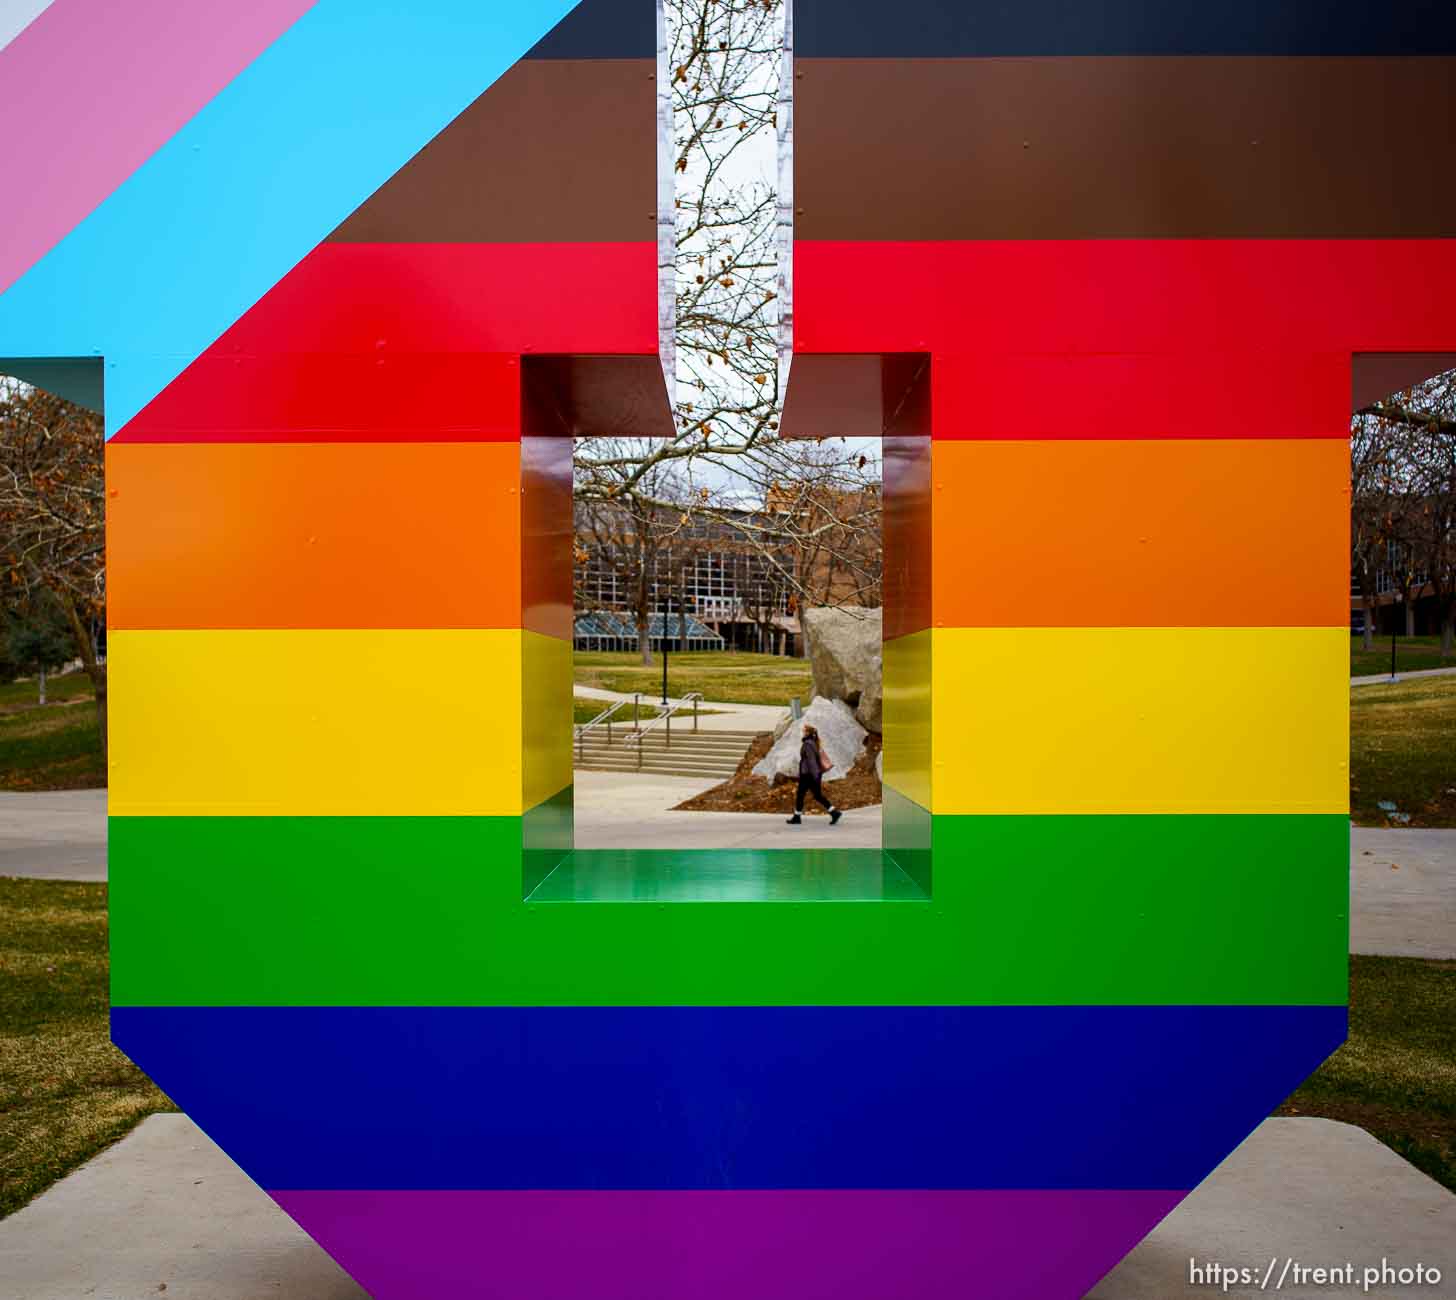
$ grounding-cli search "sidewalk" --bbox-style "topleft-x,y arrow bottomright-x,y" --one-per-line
1,1115 -> 1449,1300
575,684 -> 787,733
573,770 -> 880,849
1351,826 -> 1456,958
5,783 -> 1456,960
1351,665 -> 1456,687
0,788 -> 106,880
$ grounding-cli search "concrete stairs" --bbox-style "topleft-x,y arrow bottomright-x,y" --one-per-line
573,727 -> 759,780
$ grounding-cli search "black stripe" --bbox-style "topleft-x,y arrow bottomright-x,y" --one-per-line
796,0 -> 1456,58
525,0 -> 656,59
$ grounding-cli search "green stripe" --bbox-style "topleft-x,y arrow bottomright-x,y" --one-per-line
110,813 -> 1347,1007
528,849 -> 927,903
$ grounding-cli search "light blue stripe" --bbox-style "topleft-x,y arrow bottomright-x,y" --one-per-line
0,0 -> 579,435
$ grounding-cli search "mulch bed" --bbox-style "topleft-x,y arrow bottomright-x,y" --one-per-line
674,731 -> 882,814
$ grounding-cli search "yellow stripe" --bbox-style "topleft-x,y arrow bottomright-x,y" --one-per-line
109,629 -> 558,817
883,628 -> 931,811
930,627 -> 1348,815
523,629 -> 572,812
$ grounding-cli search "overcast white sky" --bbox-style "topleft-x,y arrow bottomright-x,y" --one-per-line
664,13 -> 880,492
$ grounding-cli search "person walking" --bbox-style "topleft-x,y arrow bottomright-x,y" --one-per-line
786,722 -> 842,825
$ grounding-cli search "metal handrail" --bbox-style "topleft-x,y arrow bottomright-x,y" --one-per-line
622,692 -> 703,769
574,696 -> 644,761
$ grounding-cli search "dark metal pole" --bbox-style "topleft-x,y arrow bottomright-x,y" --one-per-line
661,602 -> 669,705
1391,627 -> 1397,680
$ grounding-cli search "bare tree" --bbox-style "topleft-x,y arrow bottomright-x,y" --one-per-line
0,379 -> 108,754
575,448 -> 698,664
574,0 -> 881,624
1350,369 -> 1456,656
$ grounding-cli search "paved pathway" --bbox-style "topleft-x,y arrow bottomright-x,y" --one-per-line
0,789 -> 106,881
1351,826 -> 1456,959
1351,665 -> 1456,687
1090,1118 -> 1456,1298
573,770 -> 880,849
3,789 -> 1454,960
1,1115 -> 1449,1299
575,685 -> 787,733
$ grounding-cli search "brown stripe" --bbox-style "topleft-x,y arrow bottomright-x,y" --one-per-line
331,60 -> 657,243
780,354 -> 929,438
521,355 -> 675,439
884,434 -> 932,641
1353,354 -> 1456,411
522,436 -> 574,642
795,56 -> 1456,240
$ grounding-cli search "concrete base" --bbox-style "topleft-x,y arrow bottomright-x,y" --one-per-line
1091,1118 -> 1455,1298
0,1115 -> 363,1299
2,1116 -> 1450,1299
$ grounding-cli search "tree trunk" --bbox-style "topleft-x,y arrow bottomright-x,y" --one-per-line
38,667 -> 46,705
55,590 -> 107,762
1443,612 -> 1454,660
1361,592 -> 1376,650
1405,601 -> 1416,637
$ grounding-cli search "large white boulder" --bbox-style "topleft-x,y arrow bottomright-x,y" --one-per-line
801,606 -> 883,733
752,697 -> 867,783
856,654 -> 883,733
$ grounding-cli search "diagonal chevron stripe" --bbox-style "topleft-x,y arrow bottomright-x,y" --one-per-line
0,0 -> 317,298
0,0 -> 53,52
0,0 -> 581,434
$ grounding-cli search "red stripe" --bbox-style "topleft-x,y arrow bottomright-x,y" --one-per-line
116,242 -> 658,442
934,351 -> 1349,439
795,240 -> 1456,354
793,240 -> 1456,439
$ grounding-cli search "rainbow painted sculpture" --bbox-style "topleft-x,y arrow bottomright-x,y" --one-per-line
2,1 -> 1455,1296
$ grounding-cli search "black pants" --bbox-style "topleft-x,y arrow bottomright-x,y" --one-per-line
795,772 -> 832,813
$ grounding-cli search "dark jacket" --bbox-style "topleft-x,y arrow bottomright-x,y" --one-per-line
799,736 -> 823,780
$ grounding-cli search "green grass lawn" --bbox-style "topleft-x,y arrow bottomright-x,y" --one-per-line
571,698 -> 719,727
1278,955 -> 1456,1193
0,878 -> 174,1219
1351,635 -> 1454,678
575,650 -> 810,707
573,697 -> 661,727
0,672 -> 95,713
0,700 -> 105,791
1350,677 -> 1456,828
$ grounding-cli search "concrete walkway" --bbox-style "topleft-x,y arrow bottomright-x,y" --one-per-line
2,1115 -> 1449,1299
3,790 -> 1453,960
0,788 -> 106,881
573,770 -> 880,849
575,685 -> 786,733
1352,827 -> 1456,959
1351,665 -> 1456,687
1090,1118 -> 1456,1298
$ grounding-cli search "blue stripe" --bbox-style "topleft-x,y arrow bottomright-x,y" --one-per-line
113,1004 -> 1345,1190
0,0 -> 579,436
796,0 -> 1456,57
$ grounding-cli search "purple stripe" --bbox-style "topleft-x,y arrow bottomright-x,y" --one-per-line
273,1188 -> 1183,1299
0,0 -> 315,295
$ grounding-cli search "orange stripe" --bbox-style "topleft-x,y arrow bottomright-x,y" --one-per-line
931,439 -> 1348,627
108,443 -> 529,629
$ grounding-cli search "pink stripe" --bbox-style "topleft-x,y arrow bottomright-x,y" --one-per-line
273,1187 -> 1183,1299
0,0 -> 315,295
